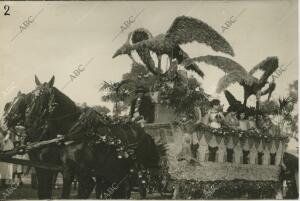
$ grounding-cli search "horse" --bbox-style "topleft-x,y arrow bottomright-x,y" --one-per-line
4,75 -> 166,199
3,76 -> 80,199
57,106 -> 164,199
3,87 -> 108,199
3,91 -> 33,131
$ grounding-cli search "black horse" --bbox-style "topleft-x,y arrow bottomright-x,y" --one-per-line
59,109 -> 163,199
4,76 -> 80,199
4,75 -> 165,199
4,91 -> 33,130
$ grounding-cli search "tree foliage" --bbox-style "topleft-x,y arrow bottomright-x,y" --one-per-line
92,105 -> 110,115
259,80 -> 298,139
161,75 -> 210,116
288,80 -> 298,138
100,62 -> 209,118
100,80 -> 131,116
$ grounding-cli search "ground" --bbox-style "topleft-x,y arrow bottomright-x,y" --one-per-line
1,175 -> 168,200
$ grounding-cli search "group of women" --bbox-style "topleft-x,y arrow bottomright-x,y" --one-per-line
197,99 -> 258,130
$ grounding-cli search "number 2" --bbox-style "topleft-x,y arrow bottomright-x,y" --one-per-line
4,5 -> 10,16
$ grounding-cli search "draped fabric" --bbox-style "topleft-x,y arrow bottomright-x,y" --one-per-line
199,134 -> 208,162
243,139 -> 250,151
270,141 -> 277,154
218,138 -> 226,163
275,142 -> 283,165
234,141 -> 242,164
249,145 -> 257,165
263,147 -> 271,165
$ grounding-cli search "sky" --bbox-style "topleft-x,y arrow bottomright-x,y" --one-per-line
0,0 -> 298,117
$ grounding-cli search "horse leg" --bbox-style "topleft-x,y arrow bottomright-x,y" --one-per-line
35,168 -> 54,199
127,178 -> 133,199
139,183 -> 147,199
124,179 -> 132,199
52,171 -> 58,189
95,176 -> 103,199
77,173 -> 95,199
61,165 -> 75,199
73,178 -> 78,190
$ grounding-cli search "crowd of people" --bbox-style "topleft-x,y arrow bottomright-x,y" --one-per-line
0,126 -> 37,189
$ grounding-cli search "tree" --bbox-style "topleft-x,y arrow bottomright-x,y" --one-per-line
259,80 -> 298,137
289,80 -> 298,103
100,80 -> 131,117
287,80 -> 298,140
121,62 -> 158,95
92,105 -> 110,115
159,72 -> 210,117
100,63 -> 158,117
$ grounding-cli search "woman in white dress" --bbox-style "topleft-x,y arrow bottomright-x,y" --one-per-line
248,115 -> 257,129
202,99 -> 224,128
0,130 -> 14,187
238,113 -> 249,130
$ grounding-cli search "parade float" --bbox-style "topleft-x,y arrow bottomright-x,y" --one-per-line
109,16 -> 296,199
101,59 -> 292,199
144,106 -> 288,199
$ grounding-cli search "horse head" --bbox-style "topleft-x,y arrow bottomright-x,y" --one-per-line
23,75 -> 55,140
4,91 -> 31,130
25,75 -> 80,142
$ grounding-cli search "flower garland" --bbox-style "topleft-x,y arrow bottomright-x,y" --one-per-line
195,123 -> 288,142
93,134 -> 136,159
170,179 -> 281,199
69,108 -> 142,159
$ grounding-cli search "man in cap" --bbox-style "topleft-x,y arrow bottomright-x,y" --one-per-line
129,86 -> 155,124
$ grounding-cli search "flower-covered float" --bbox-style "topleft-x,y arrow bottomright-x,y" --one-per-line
145,120 -> 288,199
109,16 -> 298,199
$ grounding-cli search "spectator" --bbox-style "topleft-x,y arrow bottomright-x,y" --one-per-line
0,130 -> 14,187
12,141 -> 25,186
